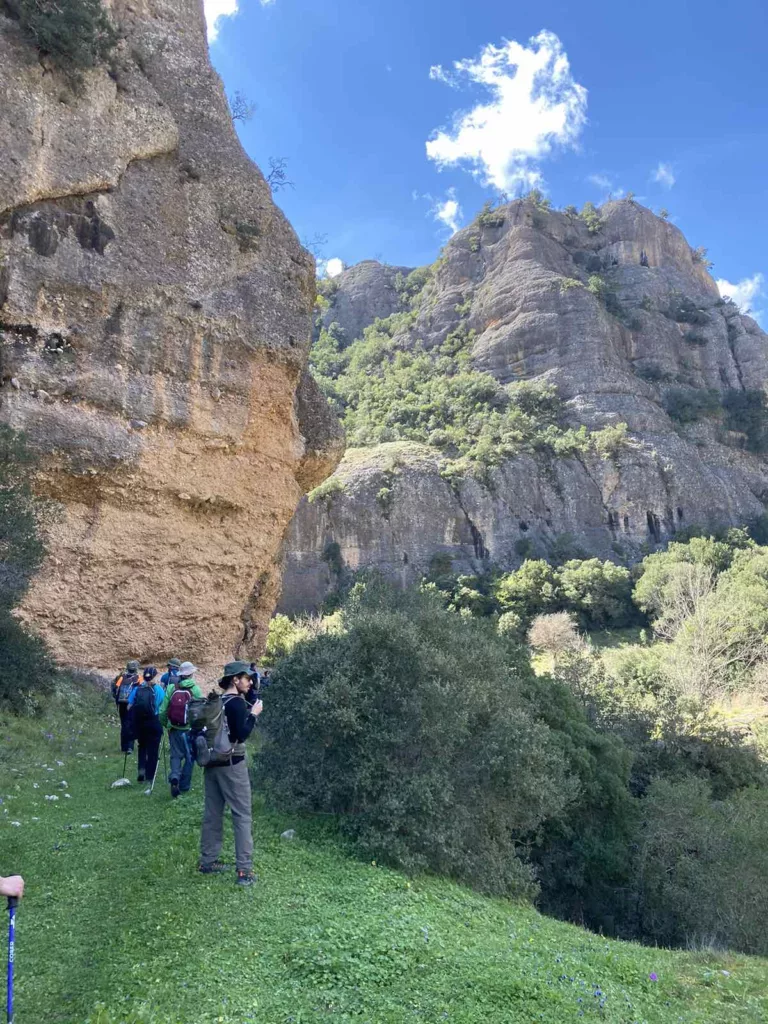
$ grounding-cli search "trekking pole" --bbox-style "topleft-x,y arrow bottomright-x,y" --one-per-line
162,734 -> 168,781
121,751 -> 128,779
7,896 -> 17,1024
147,736 -> 164,796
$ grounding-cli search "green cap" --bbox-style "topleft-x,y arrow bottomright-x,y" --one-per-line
223,660 -> 253,678
168,658 -> 181,668
127,660 -> 140,672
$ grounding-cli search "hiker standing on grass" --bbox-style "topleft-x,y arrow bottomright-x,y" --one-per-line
198,662 -> 263,886
128,667 -> 164,784
160,658 -> 181,691
111,660 -> 140,754
159,661 -> 202,798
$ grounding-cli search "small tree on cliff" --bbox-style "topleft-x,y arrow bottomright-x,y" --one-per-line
0,426 -> 56,712
15,0 -> 117,76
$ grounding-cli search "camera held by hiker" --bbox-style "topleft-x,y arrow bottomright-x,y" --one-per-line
197,661 -> 263,886
128,666 -> 164,785
111,660 -> 140,754
159,661 -> 202,798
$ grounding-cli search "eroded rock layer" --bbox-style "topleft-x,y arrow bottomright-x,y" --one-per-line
280,201 -> 768,614
0,0 -> 342,665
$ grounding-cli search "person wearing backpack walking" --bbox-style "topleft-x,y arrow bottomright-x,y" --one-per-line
159,661 -> 202,798
111,660 -> 140,754
160,658 -> 182,691
198,662 -> 263,886
128,667 -> 164,784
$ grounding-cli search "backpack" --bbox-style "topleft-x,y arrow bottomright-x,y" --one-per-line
116,672 -> 139,703
132,684 -> 157,721
167,684 -> 192,727
193,693 -> 237,767
162,669 -> 179,691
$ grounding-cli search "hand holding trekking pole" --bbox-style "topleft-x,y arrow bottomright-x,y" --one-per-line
3,877 -> 21,1024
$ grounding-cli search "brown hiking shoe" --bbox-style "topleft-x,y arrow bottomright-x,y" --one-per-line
236,870 -> 257,886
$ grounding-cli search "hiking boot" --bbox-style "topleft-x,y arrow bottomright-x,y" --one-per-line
170,779 -> 180,799
198,861 -> 229,875
236,871 -> 257,887
137,774 -> 145,783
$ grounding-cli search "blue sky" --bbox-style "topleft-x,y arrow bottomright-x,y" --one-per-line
205,0 -> 768,318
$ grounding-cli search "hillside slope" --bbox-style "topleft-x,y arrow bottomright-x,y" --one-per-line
2,699 -> 767,1023
280,199 -> 768,614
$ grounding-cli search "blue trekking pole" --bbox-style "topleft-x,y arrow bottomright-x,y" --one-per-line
6,896 -> 17,1024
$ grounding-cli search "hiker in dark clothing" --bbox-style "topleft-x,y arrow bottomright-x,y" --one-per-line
199,662 -> 263,886
128,667 -> 164,784
111,660 -> 140,754
160,658 -> 182,691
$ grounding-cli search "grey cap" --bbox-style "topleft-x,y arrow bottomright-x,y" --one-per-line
223,660 -> 253,678
126,660 -> 140,672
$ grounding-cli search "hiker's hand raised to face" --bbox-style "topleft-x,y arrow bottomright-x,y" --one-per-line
0,875 -> 24,899
250,700 -> 263,718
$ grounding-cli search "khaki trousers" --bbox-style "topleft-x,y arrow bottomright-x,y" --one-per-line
200,758 -> 253,872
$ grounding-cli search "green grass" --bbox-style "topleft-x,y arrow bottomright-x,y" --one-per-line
1,694 -> 767,1024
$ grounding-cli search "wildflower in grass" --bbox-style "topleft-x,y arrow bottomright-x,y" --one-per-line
649,972 -> 658,981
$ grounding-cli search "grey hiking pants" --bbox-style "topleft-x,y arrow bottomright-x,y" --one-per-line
168,728 -> 194,792
200,758 -> 253,872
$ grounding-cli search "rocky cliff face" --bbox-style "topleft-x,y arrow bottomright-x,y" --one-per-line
0,0 -> 343,666
280,199 -> 768,614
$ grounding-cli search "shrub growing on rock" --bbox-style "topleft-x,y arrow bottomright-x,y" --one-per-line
15,0 -> 117,75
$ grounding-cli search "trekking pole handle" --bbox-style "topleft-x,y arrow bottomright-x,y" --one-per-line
6,899 -> 17,911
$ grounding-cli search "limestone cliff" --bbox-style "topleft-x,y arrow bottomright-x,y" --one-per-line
0,0 -> 343,665
280,199 -> 768,614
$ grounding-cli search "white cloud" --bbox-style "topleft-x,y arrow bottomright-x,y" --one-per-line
205,0 -> 274,43
433,189 -> 463,235
653,162 -> 676,189
588,173 -> 612,190
324,257 -> 344,278
426,30 -> 587,192
716,273 -> 765,323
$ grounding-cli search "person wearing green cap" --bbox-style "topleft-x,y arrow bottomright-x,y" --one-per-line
111,659 -> 140,754
199,661 -> 263,886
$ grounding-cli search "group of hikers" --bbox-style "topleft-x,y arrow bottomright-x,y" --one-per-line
111,657 -> 270,886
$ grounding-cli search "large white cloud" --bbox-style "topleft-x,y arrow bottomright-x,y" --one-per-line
205,0 -> 274,43
426,30 -> 587,192
652,162 -> 676,189
716,273 -> 765,323
433,189 -> 463,235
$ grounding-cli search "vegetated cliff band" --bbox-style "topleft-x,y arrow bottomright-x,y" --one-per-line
0,0 -> 343,666
280,198 -> 768,614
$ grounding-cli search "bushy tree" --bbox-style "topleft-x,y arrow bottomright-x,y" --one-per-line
258,582 -> 597,897
634,780 -> 768,954
494,559 -> 560,619
557,558 -> 635,629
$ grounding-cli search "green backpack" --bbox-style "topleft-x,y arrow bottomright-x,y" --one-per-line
190,693 -> 235,766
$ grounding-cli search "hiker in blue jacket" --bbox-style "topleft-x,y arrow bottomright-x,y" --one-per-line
128,667 -> 164,784
160,658 -> 182,690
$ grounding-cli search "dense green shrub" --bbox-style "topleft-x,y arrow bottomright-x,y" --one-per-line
15,0 -> 117,76
258,582 -> 594,898
557,558 -> 635,629
663,387 -> 720,423
664,294 -> 709,325
0,426 -> 56,711
579,202 -> 603,234
633,780 -> 768,954
722,388 -> 768,452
